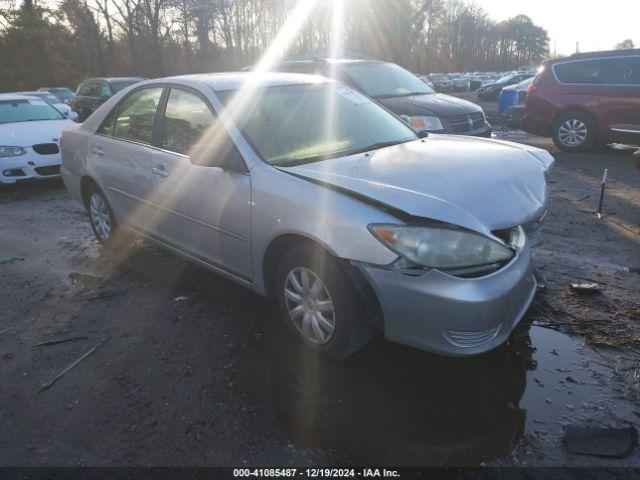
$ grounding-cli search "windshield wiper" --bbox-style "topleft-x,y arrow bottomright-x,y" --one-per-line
362,140 -> 411,151
276,139 -> 413,167
375,92 -> 430,99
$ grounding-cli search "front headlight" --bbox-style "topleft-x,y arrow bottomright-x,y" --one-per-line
369,224 -> 514,269
401,115 -> 443,131
0,146 -> 27,158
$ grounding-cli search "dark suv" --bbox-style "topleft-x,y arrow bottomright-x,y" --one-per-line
275,59 -> 491,137
523,50 -> 640,152
70,77 -> 144,122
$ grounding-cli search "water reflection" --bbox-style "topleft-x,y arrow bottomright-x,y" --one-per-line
259,322 -> 538,466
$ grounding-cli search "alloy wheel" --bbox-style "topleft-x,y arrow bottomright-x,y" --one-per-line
89,193 -> 111,242
558,119 -> 588,147
284,267 -> 336,345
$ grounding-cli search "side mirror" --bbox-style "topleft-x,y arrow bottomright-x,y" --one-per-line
190,142 -> 247,173
215,149 -> 247,173
417,130 -> 429,139
67,111 -> 79,122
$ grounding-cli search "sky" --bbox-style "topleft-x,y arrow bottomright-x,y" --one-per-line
478,0 -> 638,56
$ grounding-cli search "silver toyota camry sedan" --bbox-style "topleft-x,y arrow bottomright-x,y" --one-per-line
60,73 -> 554,359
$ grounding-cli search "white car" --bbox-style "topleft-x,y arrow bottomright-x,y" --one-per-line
20,91 -> 79,121
0,94 -> 76,185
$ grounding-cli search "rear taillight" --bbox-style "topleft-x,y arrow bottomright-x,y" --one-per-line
526,83 -> 537,95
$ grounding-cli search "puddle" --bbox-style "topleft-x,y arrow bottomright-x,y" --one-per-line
68,271 -> 106,289
232,322 -> 638,466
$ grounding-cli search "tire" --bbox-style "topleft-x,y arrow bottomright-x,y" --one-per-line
552,111 -> 598,152
85,184 -> 131,249
274,244 -> 374,359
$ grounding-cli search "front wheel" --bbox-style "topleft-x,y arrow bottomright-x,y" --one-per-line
274,245 -> 374,359
552,112 -> 598,152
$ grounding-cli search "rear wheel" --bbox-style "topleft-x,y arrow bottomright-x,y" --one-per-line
85,184 -> 131,249
274,244 -> 374,359
552,111 -> 598,152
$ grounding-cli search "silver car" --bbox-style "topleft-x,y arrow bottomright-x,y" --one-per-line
61,73 -> 554,359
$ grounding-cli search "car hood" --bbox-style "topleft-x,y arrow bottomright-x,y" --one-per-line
481,82 -> 505,90
377,93 -> 482,117
280,136 -> 554,236
0,119 -> 75,147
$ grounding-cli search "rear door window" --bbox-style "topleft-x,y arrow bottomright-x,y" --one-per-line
86,82 -> 103,97
554,59 -> 604,84
99,83 -> 111,98
600,56 -> 640,85
99,87 -> 163,144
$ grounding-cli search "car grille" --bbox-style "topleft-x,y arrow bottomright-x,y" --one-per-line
443,325 -> 502,348
448,112 -> 485,133
32,143 -> 60,155
34,165 -> 61,176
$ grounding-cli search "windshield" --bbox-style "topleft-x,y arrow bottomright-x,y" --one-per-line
218,83 -> 416,167
341,63 -> 435,97
430,75 -> 448,81
26,93 -> 60,103
0,99 -> 65,124
496,74 -> 515,84
51,89 -> 75,100
516,77 -> 533,88
110,80 -> 140,93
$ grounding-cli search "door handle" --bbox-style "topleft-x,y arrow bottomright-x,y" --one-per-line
152,165 -> 169,177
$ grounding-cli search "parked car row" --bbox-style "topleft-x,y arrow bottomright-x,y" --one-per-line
478,73 -> 535,101
420,70 -> 536,93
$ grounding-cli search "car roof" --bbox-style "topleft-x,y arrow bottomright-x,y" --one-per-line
0,93 -> 39,101
82,77 -> 146,84
280,58 -> 383,66
18,91 -> 52,95
547,48 -> 640,65
144,72 -> 331,92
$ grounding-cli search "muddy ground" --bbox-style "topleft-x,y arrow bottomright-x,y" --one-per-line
1,138 -> 639,468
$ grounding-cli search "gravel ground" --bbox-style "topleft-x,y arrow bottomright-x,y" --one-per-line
1,134 -> 639,468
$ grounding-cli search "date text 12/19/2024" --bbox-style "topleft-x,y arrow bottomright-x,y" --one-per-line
233,469 -> 401,478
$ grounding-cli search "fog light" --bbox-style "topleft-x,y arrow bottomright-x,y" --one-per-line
2,169 -> 25,177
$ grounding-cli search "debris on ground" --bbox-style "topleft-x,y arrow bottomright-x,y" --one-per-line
68,272 -> 105,289
533,269 -> 547,291
39,341 -> 103,391
83,289 -> 126,302
174,296 -> 188,302
569,282 -> 601,294
36,336 -> 88,347
564,426 -> 638,458
0,256 -> 25,265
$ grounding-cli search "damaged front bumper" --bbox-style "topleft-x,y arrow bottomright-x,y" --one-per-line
356,234 -> 537,356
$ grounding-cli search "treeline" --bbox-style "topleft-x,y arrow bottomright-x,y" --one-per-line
0,0 -> 550,91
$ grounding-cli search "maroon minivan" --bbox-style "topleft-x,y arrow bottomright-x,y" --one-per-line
523,49 -> 640,152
